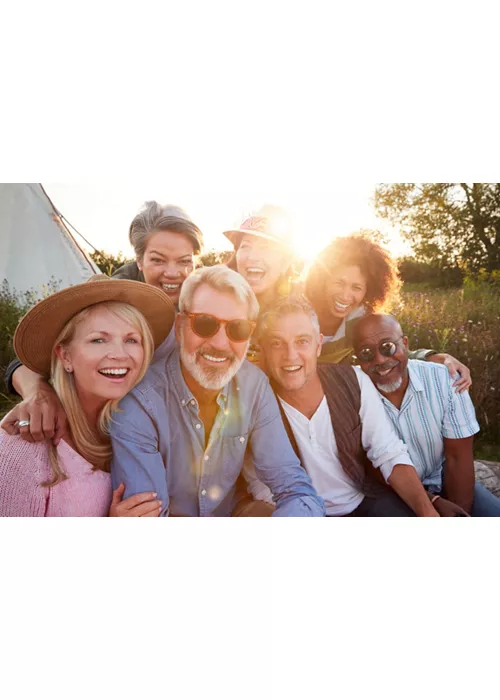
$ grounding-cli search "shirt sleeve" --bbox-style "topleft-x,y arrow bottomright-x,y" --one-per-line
109,392 -> 170,516
5,358 -> 23,396
249,381 -> 325,517
355,367 -> 415,482
241,454 -> 275,504
442,374 -> 480,439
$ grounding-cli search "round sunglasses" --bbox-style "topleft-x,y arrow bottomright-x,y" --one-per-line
354,336 -> 404,363
182,312 -> 256,342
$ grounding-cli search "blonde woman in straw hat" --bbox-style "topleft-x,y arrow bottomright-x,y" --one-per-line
0,278 -> 175,516
3,200 -> 203,445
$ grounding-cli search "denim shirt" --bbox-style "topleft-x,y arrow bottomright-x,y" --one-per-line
110,347 -> 325,517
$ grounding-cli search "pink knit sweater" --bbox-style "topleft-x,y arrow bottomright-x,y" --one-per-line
0,432 -> 112,516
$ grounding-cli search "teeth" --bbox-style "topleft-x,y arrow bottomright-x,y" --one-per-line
247,267 -> 265,274
283,366 -> 301,372
334,301 -> 349,309
99,368 -> 128,376
202,354 -> 228,363
163,284 -> 180,290
378,367 -> 394,376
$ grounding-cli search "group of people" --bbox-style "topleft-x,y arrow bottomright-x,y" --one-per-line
1,200 -> 498,517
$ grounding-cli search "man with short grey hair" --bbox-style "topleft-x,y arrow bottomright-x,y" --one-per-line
110,266 -> 325,517
245,296 -> 440,516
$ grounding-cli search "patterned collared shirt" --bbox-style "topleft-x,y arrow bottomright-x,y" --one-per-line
377,360 -> 480,490
110,347 -> 325,517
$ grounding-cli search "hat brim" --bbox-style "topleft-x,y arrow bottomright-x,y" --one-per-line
223,228 -> 292,249
14,279 -> 176,377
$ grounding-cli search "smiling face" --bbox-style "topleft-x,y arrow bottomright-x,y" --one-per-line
353,315 -> 409,395
176,283 -> 249,391
235,234 -> 289,298
325,265 -> 367,320
138,230 -> 195,305
56,307 -> 146,405
261,311 -> 323,393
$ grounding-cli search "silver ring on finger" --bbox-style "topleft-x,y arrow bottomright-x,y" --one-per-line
18,420 -> 30,428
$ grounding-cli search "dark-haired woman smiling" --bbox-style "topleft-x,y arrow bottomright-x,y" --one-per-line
305,234 -> 471,390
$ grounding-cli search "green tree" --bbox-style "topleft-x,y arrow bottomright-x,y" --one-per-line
199,249 -> 233,267
374,183 -> 500,272
90,250 -> 132,276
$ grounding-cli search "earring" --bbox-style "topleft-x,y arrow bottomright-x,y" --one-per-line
65,366 -> 72,373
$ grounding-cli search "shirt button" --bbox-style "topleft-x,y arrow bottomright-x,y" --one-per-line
239,437 -> 245,443
201,489 -> 207,496
181,400 -> 186,406
204,455 -> 209,461
190,400 -> 196,405
195,423 -> 201,430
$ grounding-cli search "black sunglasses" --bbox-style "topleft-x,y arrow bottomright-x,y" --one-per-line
182,312 -> 256,343
353,336 -> 404,363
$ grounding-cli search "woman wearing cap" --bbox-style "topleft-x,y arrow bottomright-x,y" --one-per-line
224,205 -> 299,364
0,279 -> 175,516
305,234 -> 472,390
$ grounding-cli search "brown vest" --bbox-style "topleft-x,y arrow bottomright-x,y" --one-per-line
275,365 -> 381,494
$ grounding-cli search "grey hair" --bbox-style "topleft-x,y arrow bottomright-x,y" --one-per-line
128,201 -> 204,261
257,294 -> 321,340
179,264 -> 260,321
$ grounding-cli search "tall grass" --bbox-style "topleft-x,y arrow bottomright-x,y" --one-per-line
397,283 -> 500,458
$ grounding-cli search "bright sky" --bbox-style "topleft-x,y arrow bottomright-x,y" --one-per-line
43,181 -> 409,263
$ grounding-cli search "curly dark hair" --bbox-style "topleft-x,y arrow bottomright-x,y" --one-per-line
305,234 -> 401,315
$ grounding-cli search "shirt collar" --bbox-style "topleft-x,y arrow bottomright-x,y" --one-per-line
407,361 -> 424,393
167,347 -> 230,409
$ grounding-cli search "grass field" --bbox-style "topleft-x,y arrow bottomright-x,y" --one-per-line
397,283 -> 500,460
1,281 -> 499,459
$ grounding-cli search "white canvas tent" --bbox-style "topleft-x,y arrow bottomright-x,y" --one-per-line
0,183 -> 100,297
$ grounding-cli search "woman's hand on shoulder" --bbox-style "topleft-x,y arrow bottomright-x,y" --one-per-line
109,483 -> 162,517
0,383 -> 68,445
426,353 -> 472,392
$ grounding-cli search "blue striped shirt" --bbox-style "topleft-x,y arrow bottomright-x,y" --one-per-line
377,360 -> 480,490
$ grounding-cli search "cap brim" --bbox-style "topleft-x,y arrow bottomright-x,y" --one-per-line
14,279 -> 176,377
223,228 -> 292,249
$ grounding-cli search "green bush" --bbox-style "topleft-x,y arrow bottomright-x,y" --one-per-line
0,279 -> 60,417
398,257 -> 464,288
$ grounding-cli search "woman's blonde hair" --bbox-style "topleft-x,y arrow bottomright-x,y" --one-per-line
45,301 -> 154,487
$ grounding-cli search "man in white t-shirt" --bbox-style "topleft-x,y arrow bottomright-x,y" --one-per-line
243,295 -> 443,516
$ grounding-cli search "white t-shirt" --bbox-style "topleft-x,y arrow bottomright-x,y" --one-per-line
244,367 -> 414,516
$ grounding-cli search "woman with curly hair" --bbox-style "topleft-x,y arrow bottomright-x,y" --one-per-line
305,234 -> 471,390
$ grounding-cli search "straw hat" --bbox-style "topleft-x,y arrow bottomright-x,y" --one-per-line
223,205 -> 293,250
14,277 -> 176,376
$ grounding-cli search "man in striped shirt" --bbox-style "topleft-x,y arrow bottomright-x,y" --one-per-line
353,314 -> 500,516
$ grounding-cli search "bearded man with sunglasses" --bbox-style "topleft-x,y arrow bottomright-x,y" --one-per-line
243,296 -> 440,516
353,313 -> 500,517
109,265 -> 325,517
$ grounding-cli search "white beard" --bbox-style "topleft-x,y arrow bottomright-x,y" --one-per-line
180,330 -> 247,390
376,375 -> 403,394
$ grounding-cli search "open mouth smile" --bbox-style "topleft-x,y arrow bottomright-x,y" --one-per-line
200,353 -> 231,364
245,267 -> 266,281
98,368 -> 131,381
371,363 -> 399,379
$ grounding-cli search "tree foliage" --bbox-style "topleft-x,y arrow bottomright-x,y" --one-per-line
90,250 -> 133,276
199,249 -> 233,267
374,183 -> 500,272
